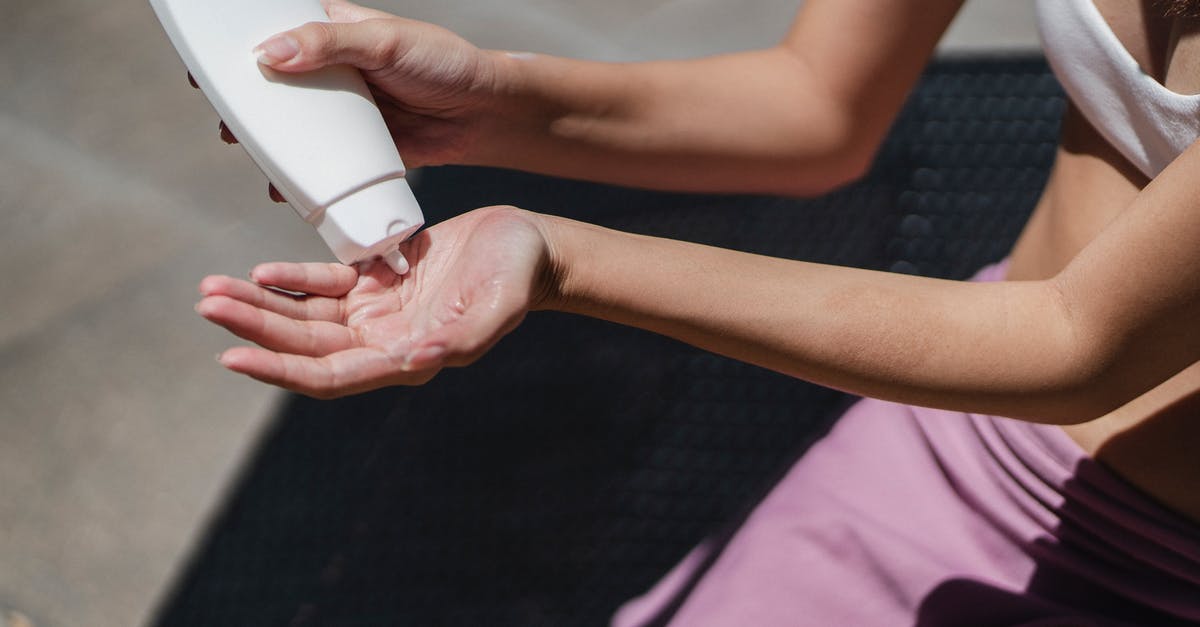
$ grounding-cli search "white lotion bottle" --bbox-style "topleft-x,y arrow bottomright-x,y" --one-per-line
149,0 -> 423,274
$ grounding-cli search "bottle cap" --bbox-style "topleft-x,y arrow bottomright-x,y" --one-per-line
314,177 -> 424,271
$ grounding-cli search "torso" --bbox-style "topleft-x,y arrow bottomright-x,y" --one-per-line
1005,0 -> 1200,521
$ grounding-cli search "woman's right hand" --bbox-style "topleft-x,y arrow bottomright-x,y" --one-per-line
209,0 -> 500,171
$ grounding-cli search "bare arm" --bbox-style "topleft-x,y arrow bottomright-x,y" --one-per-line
207,1 -> 1200,421
197,142 -> 1200,418
539,141 -> 1200,424
541,218 -> 1084,422
262,0 -> 964,196
470,0 -> 965,194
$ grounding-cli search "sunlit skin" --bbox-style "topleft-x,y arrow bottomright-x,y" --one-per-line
197,0 -> 1200,521
198,207 -> 548,397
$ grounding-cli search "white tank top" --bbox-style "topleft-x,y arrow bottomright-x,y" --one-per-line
1036,0 -> 1200,178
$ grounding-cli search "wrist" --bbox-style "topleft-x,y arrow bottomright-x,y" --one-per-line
460,50 -> 545,167
527,213 -> 628,318
529,213 -> 582,313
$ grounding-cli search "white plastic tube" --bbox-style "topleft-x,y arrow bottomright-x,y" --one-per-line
150,0 -> 424,274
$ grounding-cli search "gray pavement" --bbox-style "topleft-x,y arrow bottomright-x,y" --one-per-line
0,1 -> 1036,625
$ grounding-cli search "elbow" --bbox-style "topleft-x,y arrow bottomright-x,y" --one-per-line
1016,325 -> 1151,426
775,108 -> 879,197
1001,284 -> 1140,425
1029,372 -> 1132,426
825,146 -> 874,190
1044,348 -> 1177,425
774,135 -> 877,198
763,45 -> 879,197
823,120 -> 877,190
1037,378 -> 1157,427
997,367 -> 1126,427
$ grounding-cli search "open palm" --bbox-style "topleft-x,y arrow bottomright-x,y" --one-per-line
196,206 -> 551,398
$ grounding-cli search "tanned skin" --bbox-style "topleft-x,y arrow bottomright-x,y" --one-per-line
197,0 -> 1200,521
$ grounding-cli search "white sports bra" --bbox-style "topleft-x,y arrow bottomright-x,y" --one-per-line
1037,0 -> 1200,178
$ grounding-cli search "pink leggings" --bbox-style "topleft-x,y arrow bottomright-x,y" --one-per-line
613,261 -> 1200,626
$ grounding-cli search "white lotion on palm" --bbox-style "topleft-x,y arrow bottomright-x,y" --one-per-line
150,0 -> 422,274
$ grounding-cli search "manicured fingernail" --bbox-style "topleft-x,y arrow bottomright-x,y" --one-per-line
254,35 -> 300,65
195,300 -> 215,317
403,346 -> 446,369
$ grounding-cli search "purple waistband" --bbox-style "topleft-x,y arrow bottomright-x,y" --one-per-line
962,258 -> 1200,614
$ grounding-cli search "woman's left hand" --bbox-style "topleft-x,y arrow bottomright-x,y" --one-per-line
195,206 -> 552,398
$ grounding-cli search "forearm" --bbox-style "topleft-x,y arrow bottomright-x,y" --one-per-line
468,48 -> 872,196
538,215 -> 1111,424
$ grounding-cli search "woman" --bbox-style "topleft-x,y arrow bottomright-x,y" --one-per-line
195,0 -> 1200,622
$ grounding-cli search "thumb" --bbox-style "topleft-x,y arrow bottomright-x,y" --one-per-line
321,0 -> 395,24
253,19 -> 401,73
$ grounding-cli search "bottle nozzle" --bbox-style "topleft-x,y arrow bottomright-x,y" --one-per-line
382,247 -> 410,275
314,177 -> 424,269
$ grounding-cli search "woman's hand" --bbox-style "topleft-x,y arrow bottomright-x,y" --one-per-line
195,206 -> 553,398
209,0 -> 499,171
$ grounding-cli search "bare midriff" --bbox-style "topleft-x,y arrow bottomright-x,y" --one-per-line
1003,1 -> 1200,522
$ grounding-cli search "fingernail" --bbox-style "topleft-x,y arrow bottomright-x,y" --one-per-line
254,35 -> 300,65
403,346 -> 446,370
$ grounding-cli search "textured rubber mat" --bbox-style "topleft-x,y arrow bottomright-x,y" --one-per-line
154,57 -> 1064,626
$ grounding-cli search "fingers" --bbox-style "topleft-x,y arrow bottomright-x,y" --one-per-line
212,123 -> 286,202
198,274 -> 344,322
219,347 -> 337,396
218,121 -> 237,144
194,85 -> 283,203
197,295 -> 357,356
191,76 -> 236,146
207,283 -> 521,397
211,120 -> 287,202
213,123 -> 287,203
219,346 -> 428,399
250,262 -> 360,297
253,18 -> 406,73
189,77 -> 240,151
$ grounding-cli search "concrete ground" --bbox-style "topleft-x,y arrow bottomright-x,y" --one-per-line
0,1 -> 1036,625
